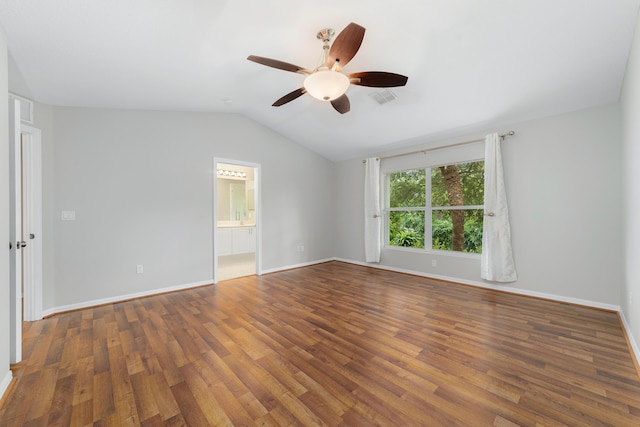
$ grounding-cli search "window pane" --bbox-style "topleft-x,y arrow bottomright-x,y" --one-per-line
389,211 -> 425,248
432,209 -> 484,253
389,170 -> 426,208
431,161 -> 484,207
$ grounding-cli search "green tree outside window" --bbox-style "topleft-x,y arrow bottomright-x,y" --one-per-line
388,161 -> 484,253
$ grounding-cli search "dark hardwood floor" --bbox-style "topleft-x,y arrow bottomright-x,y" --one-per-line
1,261 -> 639,426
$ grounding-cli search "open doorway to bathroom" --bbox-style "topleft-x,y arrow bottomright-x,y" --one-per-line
213,159 -> 260,282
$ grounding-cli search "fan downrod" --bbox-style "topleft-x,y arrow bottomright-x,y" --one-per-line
316,28 -> 335,65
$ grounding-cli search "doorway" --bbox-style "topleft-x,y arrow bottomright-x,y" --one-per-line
213,159 -> 260,283
9,99 -> 43,364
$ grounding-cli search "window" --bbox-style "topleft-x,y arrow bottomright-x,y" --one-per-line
386,160 -> 484,253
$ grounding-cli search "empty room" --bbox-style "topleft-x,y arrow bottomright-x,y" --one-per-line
1,1 -> 640,425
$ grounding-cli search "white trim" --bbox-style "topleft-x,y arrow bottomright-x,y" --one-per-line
387,205 -> 484,212
262,257 -> 623,313
21,124 -> 42,321
387,206 -> 425,212
261,258 -> 334,275
34,257 -> 639,373
41,279 -> 214,317
383,244 -> 482,259
619,310 -> 640,371
0,370 -> 12,402
47,257 -> 618,314
432,205 -> 484,211
41,260 -> 334,316
33,257 -> 638,371
213,158 -> 261,284
9,98 -> 22,364
39,257 -> 627,317
384,160 -> 486,255
8,93 -> 33,124
332,257 -> 621,312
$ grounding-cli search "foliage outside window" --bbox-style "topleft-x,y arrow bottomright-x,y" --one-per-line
387,161 -> 484,253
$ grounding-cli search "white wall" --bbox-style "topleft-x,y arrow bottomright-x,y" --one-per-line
46,107 -> 335,310
0,24 -> 13,398
335,103 -> 622,306
621,10 -> 640,356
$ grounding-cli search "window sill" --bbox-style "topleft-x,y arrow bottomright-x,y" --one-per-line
383,245 -> 481,259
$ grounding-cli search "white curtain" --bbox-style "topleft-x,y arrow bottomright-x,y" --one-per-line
364,157 -> 381,263
481,133 -> 517,282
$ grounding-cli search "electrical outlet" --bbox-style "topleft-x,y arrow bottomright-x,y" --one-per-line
431,259 -> 437,267
136,265 -> 143,274
61,210 -> 76,221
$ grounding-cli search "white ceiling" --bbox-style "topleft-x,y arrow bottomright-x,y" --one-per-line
1,1 -> 638,161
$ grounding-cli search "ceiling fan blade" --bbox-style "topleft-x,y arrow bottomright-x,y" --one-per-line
348,71 -> 408,87
247,55 -> 310,74
272,88 -> 307,107
327,23 -> 365,69
330,94 -> 350,114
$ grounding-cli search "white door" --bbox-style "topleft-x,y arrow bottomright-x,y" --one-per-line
21,126 -> 43,321
8,98 -> 22,363
8,103 -> 43,363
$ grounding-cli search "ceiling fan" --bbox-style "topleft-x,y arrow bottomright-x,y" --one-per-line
247,22 -> 408,114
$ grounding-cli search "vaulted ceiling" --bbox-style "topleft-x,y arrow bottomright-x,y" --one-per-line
1,1 -> 638,161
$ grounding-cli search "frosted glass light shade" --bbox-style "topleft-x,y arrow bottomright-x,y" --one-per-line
303,70 -> 350,101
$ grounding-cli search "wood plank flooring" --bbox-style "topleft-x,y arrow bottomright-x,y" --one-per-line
1,261 -> 640,426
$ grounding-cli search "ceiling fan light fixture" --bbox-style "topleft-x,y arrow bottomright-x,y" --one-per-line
303,69 -> 350,101
248,23 -> 407,113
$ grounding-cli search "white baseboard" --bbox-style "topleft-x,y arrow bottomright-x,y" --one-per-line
41,259 -> 335,317
39,257 -> 624,315
334,257 -> 640,368
333,257 -> 621,312
618,310 -> 640,370
0,370 -> 13,402
36,258 -> 639,370
41,279 -> 214,317
261,258 -> 334,275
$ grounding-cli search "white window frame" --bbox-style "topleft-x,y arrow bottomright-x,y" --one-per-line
384,159 -> 484,257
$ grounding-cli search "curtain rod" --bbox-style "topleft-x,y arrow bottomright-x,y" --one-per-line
362,131 -> 515,163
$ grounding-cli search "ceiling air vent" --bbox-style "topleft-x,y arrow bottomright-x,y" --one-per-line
9,93 -> 34,124
368,89 -> 398,105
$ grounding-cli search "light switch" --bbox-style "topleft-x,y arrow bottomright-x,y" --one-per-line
61,210 -> 76,221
